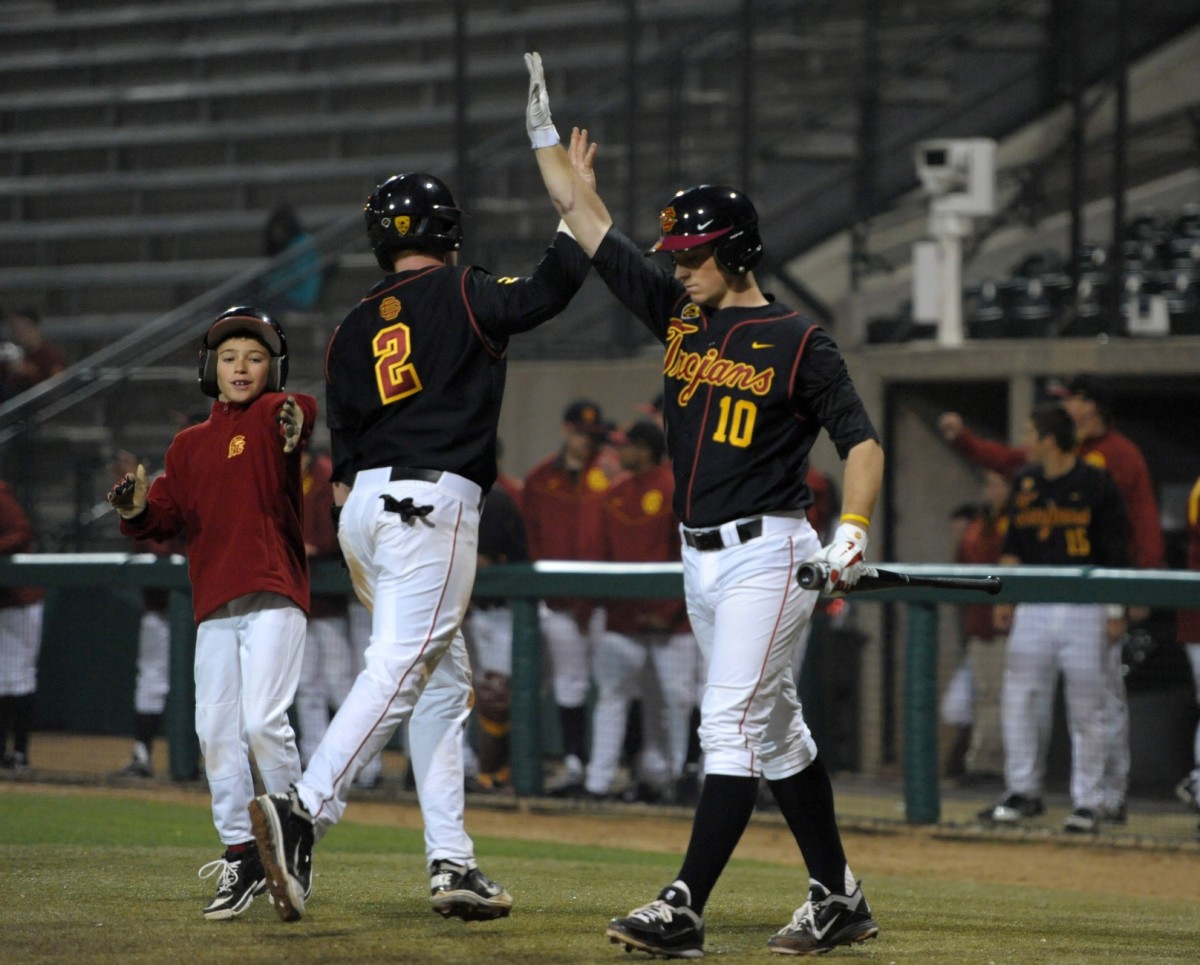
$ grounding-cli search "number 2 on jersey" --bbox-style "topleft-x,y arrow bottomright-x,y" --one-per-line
712,396 -> 757,448
373,322 -> 423,404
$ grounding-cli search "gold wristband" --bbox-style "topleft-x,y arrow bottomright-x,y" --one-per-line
840,513 -> 871,528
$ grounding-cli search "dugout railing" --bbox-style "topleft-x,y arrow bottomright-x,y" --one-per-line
0,555 -> 1197,826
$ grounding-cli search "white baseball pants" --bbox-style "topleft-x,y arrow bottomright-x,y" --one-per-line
1003,602 -> 1107,810
194,592 -> 306,846
133,610 -> 171,715
0,601 -> 43,696
682,513 -> 820,780
585,629 -> 698,795
297,467 -> 481,868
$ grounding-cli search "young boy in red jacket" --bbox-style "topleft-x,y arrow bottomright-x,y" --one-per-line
108,307 -> 317,920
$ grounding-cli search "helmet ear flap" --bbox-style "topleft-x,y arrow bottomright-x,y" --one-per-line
714,224 -> 763,275
198,346 -> 220,398
268,355 -> 287,393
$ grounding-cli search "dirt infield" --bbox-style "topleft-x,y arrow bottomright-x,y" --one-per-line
8,781 -> 1197,903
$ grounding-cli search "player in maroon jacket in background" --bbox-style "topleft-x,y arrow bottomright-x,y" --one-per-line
0,479 -> 44,772
1176,475 -> 1200,837
522,399 -> 611,795
108,307 -> 315,921
584,420 -> 697,804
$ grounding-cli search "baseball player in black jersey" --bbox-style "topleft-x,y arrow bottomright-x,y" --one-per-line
980,403 -> 1128,834
250,172 -> 592,923
524,52 -> 883,958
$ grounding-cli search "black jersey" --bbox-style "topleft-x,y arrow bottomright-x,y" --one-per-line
1001,459 -> 1129,567
325,233 -> 590,491
591,229 -> 879,528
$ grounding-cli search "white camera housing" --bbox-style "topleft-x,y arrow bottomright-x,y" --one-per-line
914,138 -> 996,216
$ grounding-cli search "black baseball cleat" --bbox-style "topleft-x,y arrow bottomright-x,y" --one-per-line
978,793 -> 1044,825
1062,807 -> 1099,833
429,860 -> 514,921
767,879 -> 879,956
605,881 -> 704,959
249,787 -> 314,922
198,845 -> 267,920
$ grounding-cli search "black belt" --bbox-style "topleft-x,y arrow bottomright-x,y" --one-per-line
356,466 -> 444,485
683,518 -> 763,551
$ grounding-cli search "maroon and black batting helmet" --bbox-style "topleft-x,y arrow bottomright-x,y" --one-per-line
197,306 -> 289,399
651,184 -> 764,275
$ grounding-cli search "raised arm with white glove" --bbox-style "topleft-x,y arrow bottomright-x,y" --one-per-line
524,52 -> 559,149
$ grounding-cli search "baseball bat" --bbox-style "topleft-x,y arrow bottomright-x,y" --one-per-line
796,561 -> 1002,595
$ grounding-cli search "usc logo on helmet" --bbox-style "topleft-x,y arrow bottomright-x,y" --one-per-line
659,206 -> 677,233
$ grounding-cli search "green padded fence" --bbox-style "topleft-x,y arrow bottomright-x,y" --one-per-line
1,555 -> 1198,820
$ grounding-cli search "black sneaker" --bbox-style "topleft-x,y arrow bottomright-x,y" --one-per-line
3,751 -> 30,773
605,881 -> 704,959
198,845 -> 267,920
1063,807 -> 1099,833
249,788 -> 314,922
429,860 -> 513,921
979,793 -> 1044,825
767,879 -> 879,956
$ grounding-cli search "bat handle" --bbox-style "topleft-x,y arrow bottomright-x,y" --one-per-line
796,561 -> 829,590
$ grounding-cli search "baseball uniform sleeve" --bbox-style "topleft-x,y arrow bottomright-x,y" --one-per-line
465,230 -> 593,338
790,327 -> 880,458
590,228 -> 687,342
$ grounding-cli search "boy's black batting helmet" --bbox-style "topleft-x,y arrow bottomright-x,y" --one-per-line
198,306 -> 288,399
364,172 -> 464,272
651,184 -> 763,275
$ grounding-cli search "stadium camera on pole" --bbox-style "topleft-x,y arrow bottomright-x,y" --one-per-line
911,139 -> 996,348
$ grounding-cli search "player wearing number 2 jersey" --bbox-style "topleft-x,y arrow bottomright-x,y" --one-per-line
981,403 -> 1128,835
249,172 -> 591,924
525,52 -> 883,958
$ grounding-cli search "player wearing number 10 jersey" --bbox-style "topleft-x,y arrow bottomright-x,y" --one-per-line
527,49 -> 883,955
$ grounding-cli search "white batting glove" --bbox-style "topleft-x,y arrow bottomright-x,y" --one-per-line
524,51 -> 559,149
107,464 -> 148,520
277,395 -> 304,453
806,519 -> 870,594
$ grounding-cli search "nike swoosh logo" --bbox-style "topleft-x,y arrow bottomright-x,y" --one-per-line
696,220 -> 714,230
751,341 -> 774,349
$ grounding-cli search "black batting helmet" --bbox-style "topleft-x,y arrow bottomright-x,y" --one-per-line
651,184 -> 763,275
364,172 -> 464,272
197,306 -> 288,399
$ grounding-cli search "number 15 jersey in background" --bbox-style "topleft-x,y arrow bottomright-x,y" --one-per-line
1001,460 -> 1129,567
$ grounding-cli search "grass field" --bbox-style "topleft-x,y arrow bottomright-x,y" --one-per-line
2,784 -> 1198,963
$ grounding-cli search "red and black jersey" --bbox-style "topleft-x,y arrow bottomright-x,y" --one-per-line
1001,460 -> 1128,567
325,233 -> 591,491
591,229 -> 878,528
